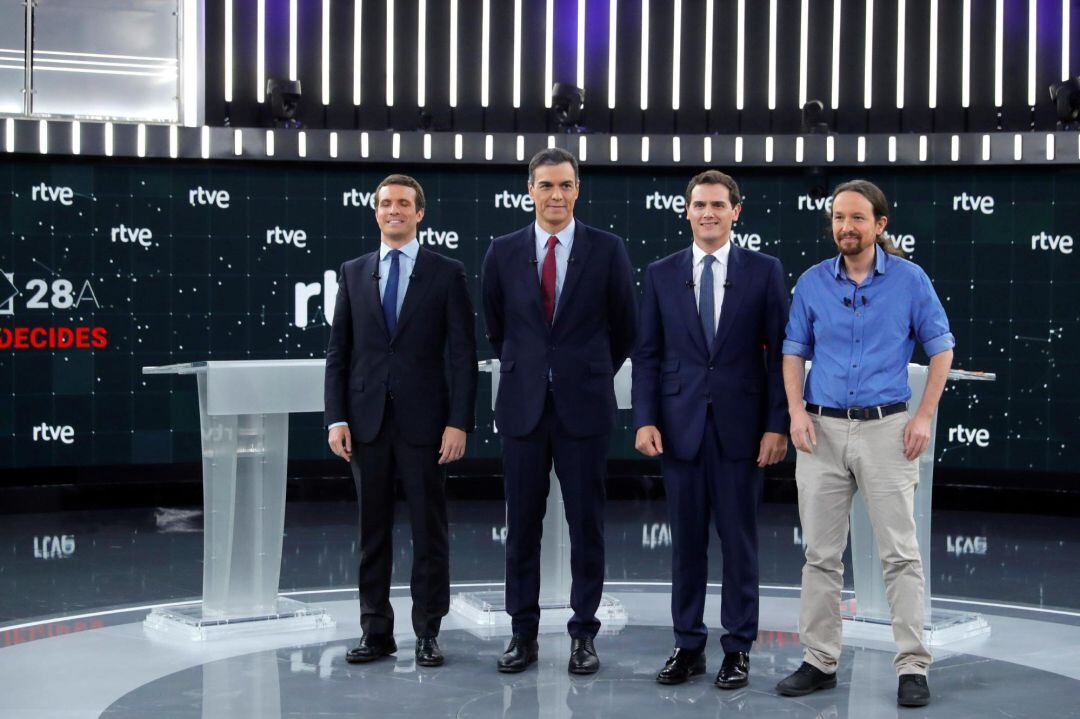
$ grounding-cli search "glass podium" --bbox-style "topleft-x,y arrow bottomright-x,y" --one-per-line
141,360 -> 335,640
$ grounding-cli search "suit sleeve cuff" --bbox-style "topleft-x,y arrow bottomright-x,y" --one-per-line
922,332 -> 955,357
782,339 -> 812,358
328,421 -> 349,430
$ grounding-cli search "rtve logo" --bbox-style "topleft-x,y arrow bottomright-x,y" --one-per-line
266,226 -> 308,248
342,189 -> 377,208
1030,231 -> 1073,254
642,523 -> 672,549
887,233 -> 917,253
796,194 -> 832,213
31,182 -> 74,205
188,186 -> 230,208
952,192 -> 995,214
645,192 -> 686,214
294,269 -> 338,328
418,227 -> 459,249
946,535 -> 988,557
948,423 -> 990,448
32,423 -> 75,444
494,191 -> 535,212
111,224 -> 153,247
34,535 -> 76,560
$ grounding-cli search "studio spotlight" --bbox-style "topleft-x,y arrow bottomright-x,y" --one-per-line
266,78 -> 302,128
1049,78 -> 1080,129
551,83 -> 585,133
802,100 -> 830,134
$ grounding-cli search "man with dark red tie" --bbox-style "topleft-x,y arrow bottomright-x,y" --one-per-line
481,148 -> 637,675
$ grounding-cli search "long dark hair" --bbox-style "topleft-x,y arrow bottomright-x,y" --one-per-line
831,179 -> 904,257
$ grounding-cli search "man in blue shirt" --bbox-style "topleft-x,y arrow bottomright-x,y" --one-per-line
776,180 -> 954,708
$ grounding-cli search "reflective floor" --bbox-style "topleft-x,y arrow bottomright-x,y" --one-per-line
2,499 -> 1080,718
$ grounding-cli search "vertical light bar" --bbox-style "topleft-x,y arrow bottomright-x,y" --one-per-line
795,136 -> 805,163
768,0 -> 777,109
826,135 -> 835,162
450,0 -> 459,107
961,0 -> 971,107
609,136 -> 618,162
136,123 -> 146,158
579,135 -> 588,161
896,0 -> 906,108
608,0 -> 618,108
298,131 -> 307,158
168,124 -> 178,158
831,0 -> 841,109
864,0 -> 874,109
672,0 -> 682,110
577,0 -> 586,89
641,136 -> 650,162
485,134 -> 494,161
38,120 -> 48,154
386,0 -> 394,106
361,132 -> 369,158
799,0 -> 809,108
257,0 -> 266,102
224,0 -> 233,102
516,135 -> 525,161
982,134 -> 991,160
392,132 -> 401,159
672,136 -> 681,162
330,131 -> 338,158
703,136 -> 712,163
1046,133 -> 1056,160
951,135 -> 960,161
289,0 -> 298,81
1064,0 -> 1071,81
640,0 -> 650,110
765,135 -> 774,162
182,0 -> 199,126
857,136 -> 866,162
71,121 -> 81,155
1013,133 -> 1023,160
929,0 -> 938,108
545,0 -> 554,107
1027,0 -> 1037,106
104,122 -> 114,157
417,0 -> 426,106
736,0 -> 745,109
513,0 -> 522,108
4,118 -> 12,152
918,134 -> 928,161
423,133 -> 432,159
995,0 -> 1003,106
481,0 -> 490,107
200,125 -> 210,159
235,129 -> 244,156
266,129 -> 275,156
353,0 -> 362,105
704,0 -> 714,110
322,0 -> 331,105
547,135 -> 556,148
888,135 -> 897,162
734,136 -> 743,163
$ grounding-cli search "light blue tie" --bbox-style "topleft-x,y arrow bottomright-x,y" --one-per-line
699,255 -> 716,349
383,249 -> 400,335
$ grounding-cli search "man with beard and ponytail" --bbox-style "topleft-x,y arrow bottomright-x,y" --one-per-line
776,180 -> 954,708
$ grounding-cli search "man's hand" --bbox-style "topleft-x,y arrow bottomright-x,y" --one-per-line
903,411 -> 932,461
328,425 -> 352,461
789,408 -> 817,454
757,432 -> 788,467
635,425 -> 664,457
438,427 -> 467,465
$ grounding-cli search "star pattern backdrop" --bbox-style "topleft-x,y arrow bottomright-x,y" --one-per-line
0,157 -> 1076,476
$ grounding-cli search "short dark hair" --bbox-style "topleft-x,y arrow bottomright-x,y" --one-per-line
527,147 -> 579,184
685,170 -> 741,208
374,174 -> 425,212
831,179 -> 904,256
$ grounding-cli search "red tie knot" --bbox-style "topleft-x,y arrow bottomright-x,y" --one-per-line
547,236 -> 558,250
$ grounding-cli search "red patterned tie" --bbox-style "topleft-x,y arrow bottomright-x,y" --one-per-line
541,235 -> 558,325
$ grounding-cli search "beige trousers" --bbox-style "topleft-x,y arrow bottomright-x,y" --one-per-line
795,411 -> 932,676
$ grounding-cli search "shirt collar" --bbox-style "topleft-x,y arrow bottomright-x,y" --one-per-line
534,219 -> 576,250
833,244 -> 886,279
380,237 -> 420,261
691,239 -> 732,266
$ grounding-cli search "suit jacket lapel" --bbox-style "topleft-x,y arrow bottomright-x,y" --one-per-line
710,244 -> 746,357
552,221 -> 592,328
391,247 -> 433,341
512,226 -> 547,329
672,248 -> 709,357
363,252 -> 390,340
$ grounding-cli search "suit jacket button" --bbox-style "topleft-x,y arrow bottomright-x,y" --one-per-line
708,364 -> 715,370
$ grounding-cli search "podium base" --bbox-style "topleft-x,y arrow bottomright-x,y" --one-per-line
451,591 -> 627,636
842,608 -> 990,647
144,596 -> 335,641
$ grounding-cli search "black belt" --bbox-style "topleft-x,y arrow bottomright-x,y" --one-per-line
805,402 -> 907,421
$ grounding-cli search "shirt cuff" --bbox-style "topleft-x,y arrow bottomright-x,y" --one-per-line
922,332 -> 955,357
782,339 -> 812,358
328,421 -> 349,430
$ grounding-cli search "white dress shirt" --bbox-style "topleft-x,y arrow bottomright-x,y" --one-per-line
691,240 -> 730,333
533,219 -> 575,311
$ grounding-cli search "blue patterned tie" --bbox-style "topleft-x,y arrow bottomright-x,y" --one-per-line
699,255 -> 716,349
382,249 -> 400,336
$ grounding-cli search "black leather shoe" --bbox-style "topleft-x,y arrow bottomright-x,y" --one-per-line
715,651 -> 750,689
497,636 -> 539,673
415,636 -> 444,667
776,662 -> 837,696
568,637 -> 599,675
345,635 -> 397,663
656,648 -> 706,685
897,674 -> 930,707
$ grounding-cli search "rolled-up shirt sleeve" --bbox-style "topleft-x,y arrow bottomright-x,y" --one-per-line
914,271 -> 955,357
782,279 -> 814,358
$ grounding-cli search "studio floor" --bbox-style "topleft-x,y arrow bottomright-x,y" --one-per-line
2,499 -> 1079,718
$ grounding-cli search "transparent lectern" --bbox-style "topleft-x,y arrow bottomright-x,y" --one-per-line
141,360 -> 335,640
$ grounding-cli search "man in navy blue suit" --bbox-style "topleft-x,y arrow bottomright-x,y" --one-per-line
481,148 -> 637,675
632,170 -> 789,689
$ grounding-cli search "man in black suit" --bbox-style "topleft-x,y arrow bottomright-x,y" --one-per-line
481,148 -> 637,675
324,174 -> 478,667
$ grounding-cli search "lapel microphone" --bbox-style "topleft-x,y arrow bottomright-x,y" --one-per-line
371,272 -> 380,280
685,279 -> 695,289
723,279 -> 733,289
529,258 -> 539,265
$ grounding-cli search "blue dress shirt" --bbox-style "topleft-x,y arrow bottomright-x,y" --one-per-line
782,246 -> 955,409
379,238 -> 418,319
534,219 -> 575,311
